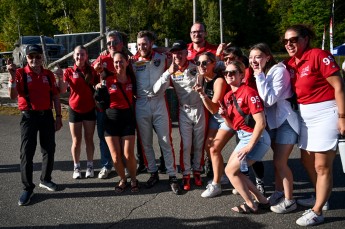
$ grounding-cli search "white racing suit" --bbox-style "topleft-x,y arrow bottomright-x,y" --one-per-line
132,52 -> 177,176
153,62 -> 207,175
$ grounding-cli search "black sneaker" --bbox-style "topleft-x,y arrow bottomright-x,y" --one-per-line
146,172 -> 159,188
256,182 -> 266,196
39,181 -> 57,191
18,190 -> 34,206
169,176 -> 181,195
204,158 -> 213,178
136,164 -> 147,174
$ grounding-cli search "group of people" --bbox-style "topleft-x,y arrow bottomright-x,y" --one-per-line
7,22 -> 345,227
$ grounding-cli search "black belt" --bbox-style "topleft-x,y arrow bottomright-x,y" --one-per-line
22,110 -> 50,116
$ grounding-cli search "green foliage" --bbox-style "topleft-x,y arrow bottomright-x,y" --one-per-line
0,0 -> 344,54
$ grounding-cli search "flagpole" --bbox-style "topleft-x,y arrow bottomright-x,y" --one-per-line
322,24 -> 326,50
330,0 -> 335,53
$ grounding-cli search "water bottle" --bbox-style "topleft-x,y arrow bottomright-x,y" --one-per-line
338,135 -> 345,173
240,157 -> 248,172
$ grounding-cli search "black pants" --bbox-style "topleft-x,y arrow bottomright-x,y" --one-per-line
20,110 -> 56,191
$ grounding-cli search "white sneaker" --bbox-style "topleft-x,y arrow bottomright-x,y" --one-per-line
85,167 -> 94,178
201,184 -> 222,198
73,167 -> 82,179
296,195 -> 329,211
268,191 -> 284,206
98,167 -> 110,179
296,209 -> 324,226
232,189 -> 239,195
270,198 -> 297,214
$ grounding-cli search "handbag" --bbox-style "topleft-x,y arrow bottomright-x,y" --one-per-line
94,70 -> 111,111
231,94 -> 256,128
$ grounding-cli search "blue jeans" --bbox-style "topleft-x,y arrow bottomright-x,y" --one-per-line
96,110 -> 112,169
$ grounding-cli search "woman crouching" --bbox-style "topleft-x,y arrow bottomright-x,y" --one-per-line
220,60 -> 271,213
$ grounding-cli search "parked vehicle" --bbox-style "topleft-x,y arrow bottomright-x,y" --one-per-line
12,36 -> 65,67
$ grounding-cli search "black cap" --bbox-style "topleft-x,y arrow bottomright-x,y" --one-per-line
169,40 -> 187,52
25,44 -> 43,55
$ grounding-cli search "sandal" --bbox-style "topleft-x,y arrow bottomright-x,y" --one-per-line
231,203 -> 258,214
130,179 -> 140,193
115,179 -> 127,193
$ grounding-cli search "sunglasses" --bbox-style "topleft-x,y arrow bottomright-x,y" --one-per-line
283,36 -> 299,45
107,40 -> 120,46
27,54 -> 42,60
195,60 -> 211,67
223,56 -> 236,62
223,70 -> 238,76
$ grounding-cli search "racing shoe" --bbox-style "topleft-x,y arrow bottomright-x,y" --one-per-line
169,176 -> 181,195
297,195 -> 329,211
146,171 -> 159,188
270,198 -> 297,214
193,172 -> 202,186
182,175 -> 191,191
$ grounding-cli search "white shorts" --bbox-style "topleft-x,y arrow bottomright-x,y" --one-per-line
299,100 -> 338,151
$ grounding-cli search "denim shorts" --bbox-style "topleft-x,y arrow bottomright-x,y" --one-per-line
208,113 -> 233,132
268,120 -> 298,145
234,129 -> 271,161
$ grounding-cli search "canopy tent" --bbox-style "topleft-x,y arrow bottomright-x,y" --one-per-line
333,43 -> 345,56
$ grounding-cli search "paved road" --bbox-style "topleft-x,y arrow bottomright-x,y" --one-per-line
0,114 -> 344,228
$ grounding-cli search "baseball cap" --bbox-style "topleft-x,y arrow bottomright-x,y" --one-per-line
169,40 -> 187,52
26,44 -> 43,55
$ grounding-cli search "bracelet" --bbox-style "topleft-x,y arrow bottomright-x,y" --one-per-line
339,113 -> 345,118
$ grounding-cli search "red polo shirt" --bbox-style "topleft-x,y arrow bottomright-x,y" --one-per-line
187,41 -> 218,61
285,48 -> 340,105
224,84 -> 264,132
106,75 -> 133,109
15,65 -> 59,111
63,64 -> 99,113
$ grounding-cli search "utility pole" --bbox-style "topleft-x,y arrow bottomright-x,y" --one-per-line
219,0 -> 223,43
193,0 -> 196,23
99,0 -> 106,51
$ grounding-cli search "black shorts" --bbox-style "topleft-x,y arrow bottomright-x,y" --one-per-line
104,108 -> 135,137
68,107 -> 96,123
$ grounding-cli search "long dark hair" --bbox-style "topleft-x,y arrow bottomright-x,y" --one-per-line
249,43 -> 277,75
285,24 -> 315,49
112,51 -> 137,96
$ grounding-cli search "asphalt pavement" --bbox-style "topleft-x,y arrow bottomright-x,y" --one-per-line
0,114 -> 344,228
